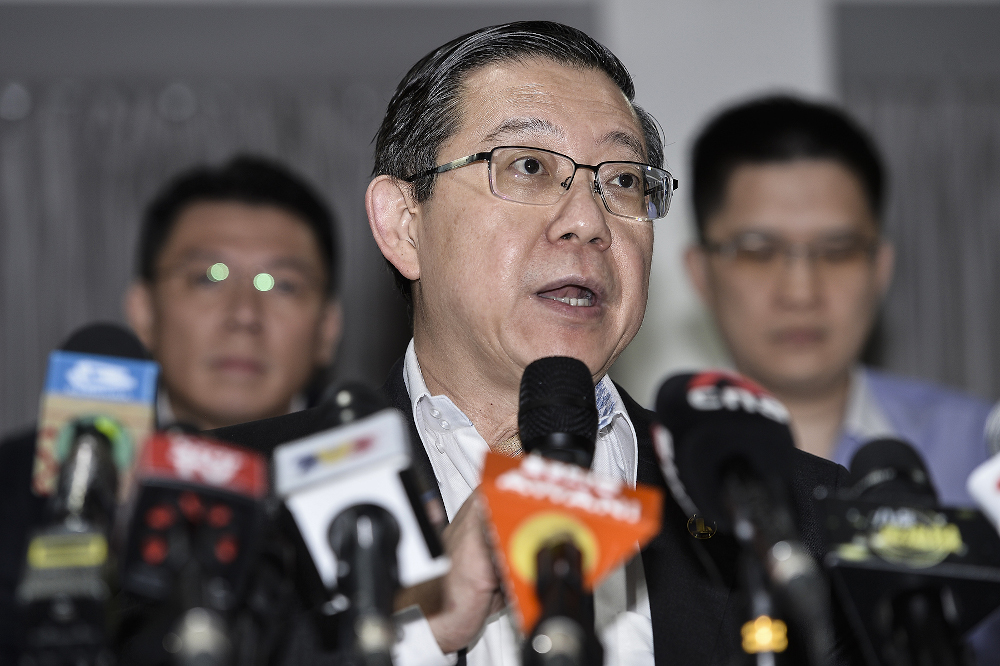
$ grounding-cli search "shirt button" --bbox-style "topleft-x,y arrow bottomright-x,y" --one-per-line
440,420 -> 450,430
430,409 -> 441,418
434,437 -> 445,453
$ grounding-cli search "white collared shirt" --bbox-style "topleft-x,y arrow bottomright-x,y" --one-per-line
392,340 -> 654,666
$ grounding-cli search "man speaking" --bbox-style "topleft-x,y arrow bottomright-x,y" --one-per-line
217,21 -> 850,665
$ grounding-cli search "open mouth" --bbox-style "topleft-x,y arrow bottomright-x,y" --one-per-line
538,285 -> 595,307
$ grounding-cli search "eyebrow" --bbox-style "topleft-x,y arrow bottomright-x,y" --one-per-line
602,130 -> 647,162
482,118 -> 647,162
482,117 -> 564,144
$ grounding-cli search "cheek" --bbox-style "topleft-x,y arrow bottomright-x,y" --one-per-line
265,305 -> 325,357
827,277 -> 880,332
152,296 -> 208,356
714,277 -> 770,326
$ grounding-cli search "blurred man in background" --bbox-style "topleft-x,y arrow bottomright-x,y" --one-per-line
125,155 -> 342,430
683,95 -> 991,508
0,155 -> 342,659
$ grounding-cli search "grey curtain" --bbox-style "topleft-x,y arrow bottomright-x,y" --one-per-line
0,76 -> 409,433
843,77 -> 1000,401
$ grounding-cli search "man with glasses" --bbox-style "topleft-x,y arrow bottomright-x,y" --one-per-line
214,23 -> 851,665
356,24 -> 846,666
125,156 -> 342,430
684,96 -> 991,508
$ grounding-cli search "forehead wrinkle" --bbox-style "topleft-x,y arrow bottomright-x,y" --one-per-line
481,117 -> 565,146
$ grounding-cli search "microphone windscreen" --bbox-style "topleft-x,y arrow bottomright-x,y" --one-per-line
59,322 -> 149,360
848,438 -> 938,506
518,356 -> 597,450
655,371 -> 795,530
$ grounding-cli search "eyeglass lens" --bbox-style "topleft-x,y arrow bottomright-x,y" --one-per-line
710,232 -> 878,277
488,147 -> 671,220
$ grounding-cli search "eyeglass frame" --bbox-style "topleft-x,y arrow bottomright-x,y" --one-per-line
701,230 -> 882,268
402,145 -> 679,222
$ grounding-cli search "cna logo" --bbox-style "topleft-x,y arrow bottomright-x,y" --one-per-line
65,359 -> 137,394
167,436 -> 243,487
295,436 -> 375,474
686,371 -> 790,424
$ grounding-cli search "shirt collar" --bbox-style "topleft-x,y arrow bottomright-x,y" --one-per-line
842,365 -> 897,441
403,339 -> 628,433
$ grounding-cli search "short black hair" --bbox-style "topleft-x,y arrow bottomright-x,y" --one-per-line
372,20 -> 663,301
691,95 -> 884,243
138,155 -> 339,296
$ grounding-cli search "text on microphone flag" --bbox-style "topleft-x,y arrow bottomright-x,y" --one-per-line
479,452 -> 662,633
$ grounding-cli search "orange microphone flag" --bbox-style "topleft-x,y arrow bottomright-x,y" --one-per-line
479,452 -> 662,633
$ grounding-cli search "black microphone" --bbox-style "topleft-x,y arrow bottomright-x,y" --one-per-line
654,371 -> 834,666
822,438 -> 1000,666
518,356 -> 603,666
114,429 -> 271,666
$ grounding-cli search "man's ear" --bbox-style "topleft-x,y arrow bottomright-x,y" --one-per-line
366,175 -> 421,281
874,239 -> 895,299
314,299 -> 343,367
684,244 -> 714,306
124,282 -> 156,352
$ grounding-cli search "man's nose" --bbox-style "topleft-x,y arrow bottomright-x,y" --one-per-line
775,248 -> 822,307
224,276 -> 265,331
545,168 -> 612,250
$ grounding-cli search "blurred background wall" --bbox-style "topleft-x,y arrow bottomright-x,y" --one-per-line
1,0 -> 998,433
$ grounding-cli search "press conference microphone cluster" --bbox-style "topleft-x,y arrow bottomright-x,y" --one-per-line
652,371 -> 835,666
823,437 -> 1000,666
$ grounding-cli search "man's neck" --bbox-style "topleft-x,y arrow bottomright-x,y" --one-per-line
412,337 -> 521,450
767,371 -> 853,461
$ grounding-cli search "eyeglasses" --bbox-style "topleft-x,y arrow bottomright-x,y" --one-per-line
703,231 -> 880,278
403,145 -> 678,222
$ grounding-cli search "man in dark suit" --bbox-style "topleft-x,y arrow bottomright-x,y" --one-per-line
214,21 -> 851,665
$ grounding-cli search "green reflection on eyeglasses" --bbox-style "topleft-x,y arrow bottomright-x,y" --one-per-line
253,273 -> 275,292
207,263 -> 229,282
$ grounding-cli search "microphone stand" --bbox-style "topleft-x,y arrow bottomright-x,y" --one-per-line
18,423 -> 119,666
524,538 -> 602,666
328,504 -> 401,666
521,441 -> 604,666
723,465 -> 833,666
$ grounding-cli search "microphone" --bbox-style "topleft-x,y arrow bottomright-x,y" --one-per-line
653,371 -> 834,666
115,429 -> 270,665
272,384 -> 449,663
16,323 -> 158,666
31,322 -> 159,499
519,357 -> 601,666
824,438 -> 1000,666
478,357 -> 662,666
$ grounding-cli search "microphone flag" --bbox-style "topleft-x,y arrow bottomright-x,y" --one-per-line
32,349 -> 159,497
479,451 -> 661,633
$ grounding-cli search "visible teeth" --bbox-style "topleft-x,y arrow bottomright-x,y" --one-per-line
549,295 -> 592,307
